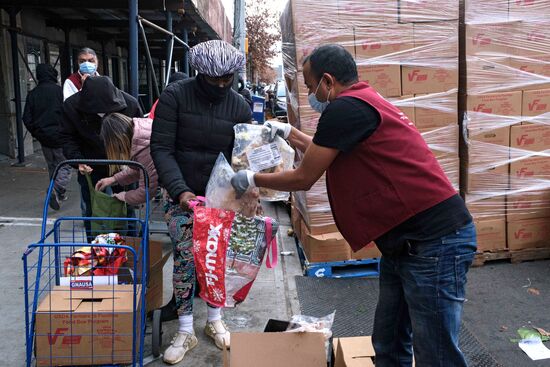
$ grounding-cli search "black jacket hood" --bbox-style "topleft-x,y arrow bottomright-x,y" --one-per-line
78,76 -> 127,114
37,64 -> 58,84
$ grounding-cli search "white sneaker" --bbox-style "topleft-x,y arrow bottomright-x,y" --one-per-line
163,332 -> 198,365
205,320 -> 231,350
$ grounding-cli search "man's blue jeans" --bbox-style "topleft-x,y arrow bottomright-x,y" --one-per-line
372,222 -> 477,367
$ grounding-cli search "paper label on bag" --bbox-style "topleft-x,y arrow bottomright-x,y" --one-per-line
246,143 -> 282,172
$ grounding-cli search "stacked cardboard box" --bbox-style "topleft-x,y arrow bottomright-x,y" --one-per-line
463,0 -> 550,252
281,0 -> 460,262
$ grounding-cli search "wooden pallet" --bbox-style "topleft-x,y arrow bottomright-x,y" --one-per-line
511,247 -> 550,263
472,250 -> 511,267
473,247 -> 550,267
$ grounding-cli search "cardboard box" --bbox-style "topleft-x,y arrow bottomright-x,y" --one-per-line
413,21 -> 459,59
355,24 -> 414,62
357,64 -> 402,97
338,0 -> 398,26
509,55 -> 550,91
300,220 -> 352,263
463,163 -> 510,194
507,190 -> 550,221
507,218 -> 550,250
509,20 -> 550,58
420,126 -> 460,190
510,124 -> 550,151
522,89 -> 550,120
402,64 -> 458,95
509,1 -> 550,21
510,156 -> 550,190
466,57 -> 512,94
351,242 -> 381,260
125,237 -> 170,311
224,332 -> 326,367
466,91 -> 522,116
334,336 -> 376,367
474,219 -> 507,252
465,194 -> 506,221
388,95 -> 415,124
399,0 -> 459,23
290,203 -> 302,240
465,22 -> 520,57
465,0 -> 509,23
35,285 -> 140,366
414,92 -> 458,129
324,30 -> 356,59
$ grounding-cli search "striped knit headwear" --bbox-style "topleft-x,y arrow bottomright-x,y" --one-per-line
189,40 -> 245,77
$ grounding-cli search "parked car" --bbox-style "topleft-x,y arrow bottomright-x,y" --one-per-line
271,80 -> 287,117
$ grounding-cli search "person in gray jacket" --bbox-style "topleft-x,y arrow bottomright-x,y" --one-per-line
150,40 -> 251,365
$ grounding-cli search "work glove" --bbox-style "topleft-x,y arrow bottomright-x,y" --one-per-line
264,121 -> 291,142
231,170 -> 256,198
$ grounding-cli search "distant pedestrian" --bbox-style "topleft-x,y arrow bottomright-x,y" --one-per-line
23,64 -> 72,210
63,47 -> 100,101
238,76 -> 253,109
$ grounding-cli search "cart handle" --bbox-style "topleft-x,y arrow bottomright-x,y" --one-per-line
42,159 -> 150,240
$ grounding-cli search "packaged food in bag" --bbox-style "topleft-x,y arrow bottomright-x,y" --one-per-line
231,123 -> 295,201
206,153 -> 259,217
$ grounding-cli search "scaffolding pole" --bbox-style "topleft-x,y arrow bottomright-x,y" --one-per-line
8,7 -> 25,165
128,0 -> 139,98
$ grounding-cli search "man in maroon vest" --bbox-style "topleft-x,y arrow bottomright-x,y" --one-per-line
232,45 -> 476,367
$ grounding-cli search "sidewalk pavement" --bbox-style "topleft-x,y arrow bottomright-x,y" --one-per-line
0,151 -> 303,367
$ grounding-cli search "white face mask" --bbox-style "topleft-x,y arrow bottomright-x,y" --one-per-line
308,78 -> 331,114
97,113 -> 105,118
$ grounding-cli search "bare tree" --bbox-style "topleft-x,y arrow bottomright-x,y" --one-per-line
246,0 -> 281,84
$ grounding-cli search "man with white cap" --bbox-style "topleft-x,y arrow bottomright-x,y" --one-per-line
150,40 -> 252,365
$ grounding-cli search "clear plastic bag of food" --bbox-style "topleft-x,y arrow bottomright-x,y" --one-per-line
286,311 -> 336,359
205,153 -> 259,217
232,123 -> 295,201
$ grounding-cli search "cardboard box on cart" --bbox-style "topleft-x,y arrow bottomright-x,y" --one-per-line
34,285 -> 141,366
125,237 -> 171,311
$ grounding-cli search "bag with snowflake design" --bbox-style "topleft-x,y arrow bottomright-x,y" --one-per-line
191,202 -> 279,308
192,205 -> 235,307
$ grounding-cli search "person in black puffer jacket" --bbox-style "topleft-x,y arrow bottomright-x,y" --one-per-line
150,40 -> 251,365
60,76 -> 143,235
23,64 -> 72,210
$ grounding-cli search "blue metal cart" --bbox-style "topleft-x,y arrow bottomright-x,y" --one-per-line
22,159 -> 160,366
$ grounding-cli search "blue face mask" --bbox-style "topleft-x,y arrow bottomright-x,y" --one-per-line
79,61 -> 97,75
308,78 -> 331,114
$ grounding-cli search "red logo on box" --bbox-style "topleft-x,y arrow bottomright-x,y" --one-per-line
528,99 -> 547,111
48,328 -> 82,345
408,70 -> 428,82
517,167 -> 535,177
515,0 -> 536,6
472,33 -> 492,46
473,104 -> 493,113
527,32 -> 546,42
514,228 -> 533,239
517,134 -> 536,146
362,43 -> 381,50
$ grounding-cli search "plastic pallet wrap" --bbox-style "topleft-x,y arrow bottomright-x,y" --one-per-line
463,0 -> 550,252
281,0 -> 460,239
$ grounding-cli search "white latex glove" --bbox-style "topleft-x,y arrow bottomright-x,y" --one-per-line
265,121 -> 291,142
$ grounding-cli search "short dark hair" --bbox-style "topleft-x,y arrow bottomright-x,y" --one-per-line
304,44 -> 358,85
78,47 -> 97,58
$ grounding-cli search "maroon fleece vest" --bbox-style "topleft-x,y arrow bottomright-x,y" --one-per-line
326,82 -> 456,251
67,72 -> 83,91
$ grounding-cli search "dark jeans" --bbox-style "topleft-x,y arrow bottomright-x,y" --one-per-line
372,222 -> 477,367
42,146 -> 71,196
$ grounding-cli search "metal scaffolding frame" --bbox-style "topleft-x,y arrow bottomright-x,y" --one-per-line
1,1 -> 200,163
